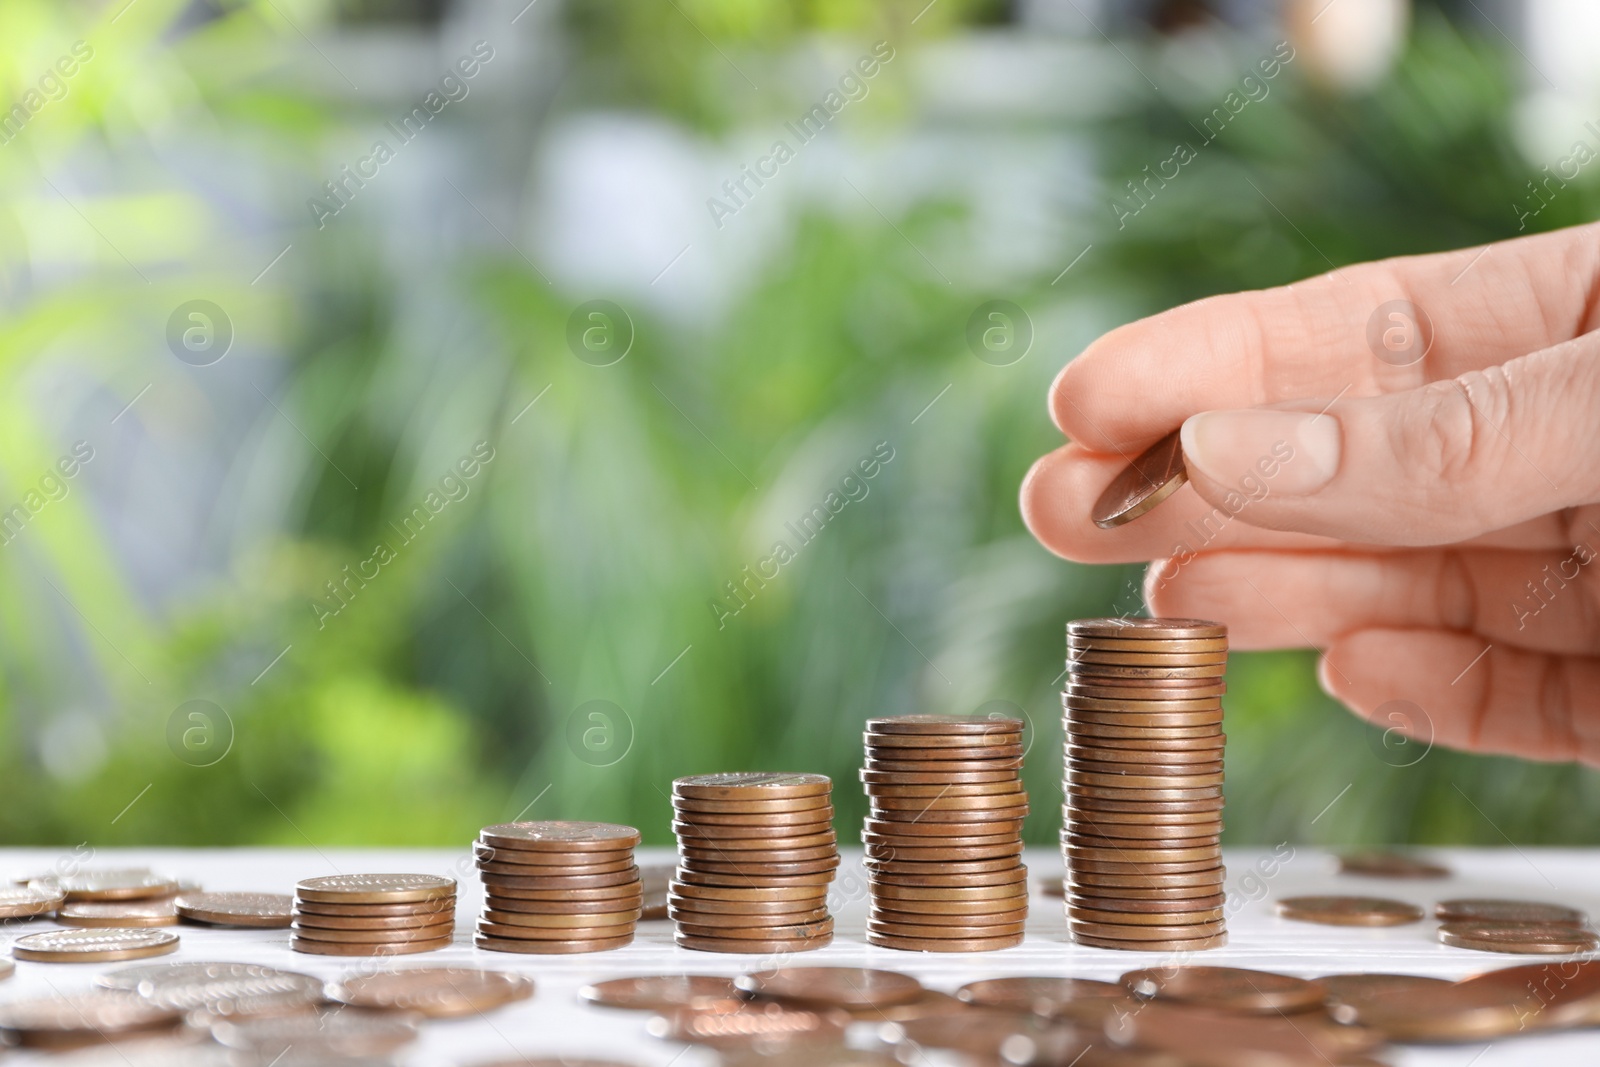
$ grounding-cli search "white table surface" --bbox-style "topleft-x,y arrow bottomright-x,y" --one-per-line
3,846 -> 1598,1065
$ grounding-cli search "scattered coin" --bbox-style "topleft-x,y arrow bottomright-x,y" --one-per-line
326,966 -> 534,1018
954,976 -> 1123,1013
210,1008 -> 419,1056
1103,998 -> 1383,1062
1122,966 -> 1326,1014
1336,850 -> 1450,879
44,870 -> 182,902
11,928 -> 179,963
1341,979 -> 1535,1041
1438,921 -> 1600,955
1435,898 -> 1586,925
0,991 -> 182,1050
1454,959 -> 1600,1029
1275,895 -> 1424,927
1318,972 -> 1451,1011
97,960 -> 325,1017
0,883 -> 66,919
645,999 -> 847,1046
580,974 -> 738,1011
174,891 -> 294,928
1090,428 -> 1187,529
735,967 -> 923,1009
57,900 -> 179,928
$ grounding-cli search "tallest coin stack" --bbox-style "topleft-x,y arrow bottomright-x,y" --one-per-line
1062,617 -> 1228,951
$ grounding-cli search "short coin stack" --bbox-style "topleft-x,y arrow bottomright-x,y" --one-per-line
862,714 -> 1029,952
1062,617 -> 1227,950
670,773 -> 837,952
474,821 -> 643,954
291,874 -> 456,956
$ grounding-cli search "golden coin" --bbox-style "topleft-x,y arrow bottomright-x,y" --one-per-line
1341,980 -> 1533,1041
13,928 -> 180,963
291,910 -> 456,931
474,933 -> 632,954
866,715 -> 1024,736
1102,999 -> 1377,1063
294,874 -> 455,904
1319,972 -> 1451,1012
477,858 -> 637,878
672,773 -> 832,801
325,966 -> 534,1018
0,991 -> 181,1049
668,881 -> 828,902
673,932 -> 831,953
580,974 -> 737,1011
646,1002 -> 844,1048
173,892 -> 292,928
1122,966 -> 1324,1013
1453,960 -> 1600,1029
50,870 -> 181,903
1068,617 -> 1228,643
670,795 -> 832,814
0,884 -> 66,919
56,900 -> 178,928
1088,431 -> 1188,529
865,930 -> 1023,952
1435,898 -> 1586,925
1073,930 -> 1227,951
291,934 -> 452,956
1276,895 -> 1424,927
480,867 -> 639,890
735,966 -> 922,1008
954,976 -> 1123,1012
1336,850 -> 1450,879
477,821 -> 641,852
483,908 -> 639,928
95,960 -> 324,1016
1438,921 -> 1600,954
859,768 -> 1018,785
291,920 -> 453,943
673,867 -> 834,888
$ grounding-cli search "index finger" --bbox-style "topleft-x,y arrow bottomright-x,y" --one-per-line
1050,221 -> 1600,453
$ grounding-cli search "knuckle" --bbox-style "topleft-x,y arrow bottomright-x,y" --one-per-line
1396,369 -> 1512,495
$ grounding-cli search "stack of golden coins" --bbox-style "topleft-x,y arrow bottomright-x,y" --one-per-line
473,821 -> 642,954
670,773 -> 838,952
290,874 -> 456,956
862,715 -> 1030,951
1063,617 -> 1228,951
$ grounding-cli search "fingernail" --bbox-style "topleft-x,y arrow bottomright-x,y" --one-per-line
1180,409 -> 1341,495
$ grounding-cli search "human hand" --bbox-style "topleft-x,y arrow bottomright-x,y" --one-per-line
1022,222 -> 1600,763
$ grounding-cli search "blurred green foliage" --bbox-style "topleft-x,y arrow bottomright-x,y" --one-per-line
1,0 -> 1598,852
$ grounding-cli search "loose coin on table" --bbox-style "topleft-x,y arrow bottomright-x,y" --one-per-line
326,967 -> 534,1018
210,1008 -> 420,1056
1275,895 -> 1424,927
0,883 -> 66,919
581,974 -> 738,1011
175,891 -> 294,928
98,960 -> 325,1017
1434,898 -> 1586,925
736,967 -> 923,1009
1336,850 -> 1450,879
41,869 -> 182,903
1122,966 -> 1326,1014
0,991 -> 182,1050
1438,921 -> 1600,955
12,929 -> 180,964
56,900 -> 179,928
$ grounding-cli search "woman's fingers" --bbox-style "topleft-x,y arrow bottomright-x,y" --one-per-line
1145,546 -> 1600,655
1178,332 -> 1600,546
1050,221 -> 1600,454
1320,628 -> 1600,766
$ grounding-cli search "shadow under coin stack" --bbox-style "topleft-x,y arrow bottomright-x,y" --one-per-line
863,714 -> 1029,952
474,821 -> 642,954
292,874 -> 456,956
670,773 -> 838,952
1063,617 -> 1228,951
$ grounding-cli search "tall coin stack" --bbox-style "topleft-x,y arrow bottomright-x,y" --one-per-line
291,874 -> 456,956
670,773 -> 838,953
474,821 -> 642,954
1062,617 -> 1228,951
862,715 -> 1029,952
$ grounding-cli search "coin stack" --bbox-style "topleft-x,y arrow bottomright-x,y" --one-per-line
291,874 -> 456,956
474,821 -> 643,954
670,772 -> 838,952
862,715 -> 1030,952
1062,617 -> 1227,950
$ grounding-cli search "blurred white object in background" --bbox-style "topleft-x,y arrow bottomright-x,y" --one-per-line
1283,0 -> 1409,91
1515,0 -> 1600,168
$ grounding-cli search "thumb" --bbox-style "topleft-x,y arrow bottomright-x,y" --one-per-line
1175,334 -> 1600,546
